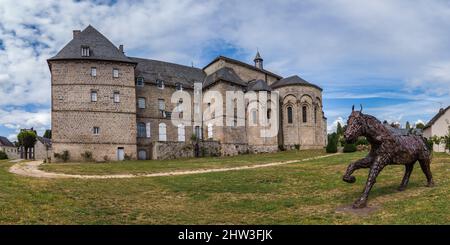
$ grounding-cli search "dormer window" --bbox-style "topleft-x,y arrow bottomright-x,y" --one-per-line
136,77 -> 144,87
157,79 -> 164,89
81,46 -> 90,57
176,83 -> 183,91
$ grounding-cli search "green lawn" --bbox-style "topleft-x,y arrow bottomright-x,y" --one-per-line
0,151 -> 449,224
40,149 -> 326,175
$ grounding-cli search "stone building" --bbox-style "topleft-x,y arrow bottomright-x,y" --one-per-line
48,25 -> 326,161
0,136 -> 19,159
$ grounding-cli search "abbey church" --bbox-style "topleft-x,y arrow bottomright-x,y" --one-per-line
48,25 -> 327,161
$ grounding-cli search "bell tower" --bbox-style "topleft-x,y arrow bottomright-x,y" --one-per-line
254,50 -> 263,69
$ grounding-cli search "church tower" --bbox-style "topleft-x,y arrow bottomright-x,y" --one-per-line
254,50 -> 263,69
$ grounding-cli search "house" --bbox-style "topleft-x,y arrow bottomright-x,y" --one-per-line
47,25 -> 327,161
423,106 -> 450,152
0,136 -> 19,159
35,136 -> 52,161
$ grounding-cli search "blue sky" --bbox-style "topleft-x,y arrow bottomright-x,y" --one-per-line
1,0 -> 450,141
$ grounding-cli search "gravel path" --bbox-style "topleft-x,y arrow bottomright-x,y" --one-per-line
8,154 -> 339,179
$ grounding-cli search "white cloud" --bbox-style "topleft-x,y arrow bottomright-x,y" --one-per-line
327,116 -> 345,133
0,108 -> 51,137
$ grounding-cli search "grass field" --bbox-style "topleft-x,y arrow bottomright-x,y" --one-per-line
0,150 -> 449,224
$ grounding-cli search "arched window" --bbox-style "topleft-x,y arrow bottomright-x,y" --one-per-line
302,106 -> 307,123
137,122 -> 146,138
159,123 -> 167,141
267,108 -> 272,119
207,123 -> 213,139
314,106 -> 317,124
287,106 -> 293,124
177,124 -> 185,142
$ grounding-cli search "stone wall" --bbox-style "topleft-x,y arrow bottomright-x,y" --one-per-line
34,141 -> 51,160
151,140 -> 221,160
50,60 -> 137,162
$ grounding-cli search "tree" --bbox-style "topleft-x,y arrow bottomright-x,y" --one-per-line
326,133 -> 338,153
336,122 -> 344,136
17,130 -> 37,160
405,121 -> 411,130
43,129 -> 52,139
415,122 -> 425,130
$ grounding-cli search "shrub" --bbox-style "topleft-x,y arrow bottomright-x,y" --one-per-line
326,133 -> 338,153
426,139 -> 434,151
54,150 -> 70,162
81,151 -> 93,162
103,155 -> 109,162
278,145 -> 286,151
343,143 -> 357,153
0,151 -> 8,160
124,153 -> 132,160
356,137 -> 369,146
294,144 -> 300,150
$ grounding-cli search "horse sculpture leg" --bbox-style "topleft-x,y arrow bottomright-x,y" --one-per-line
418,158 -> 434,187
343,156 -> 373,183
353,159 -> 386,209
398,163 -> 414,191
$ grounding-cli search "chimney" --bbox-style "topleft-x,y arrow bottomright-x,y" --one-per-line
73,30 -> 81,38
119,45 -> 124,54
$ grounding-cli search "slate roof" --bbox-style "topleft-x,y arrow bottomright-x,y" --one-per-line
270,75 -> 322,91
48,25 -> 135,64
254,51 -> 262,61
424,106 -> 450,129
0,136 -> 15,147
37,136 -> 52,147
247,79 -> 272,91
203,67 -> 247,89
203,56 -> 282,80
130,57 -> 205,89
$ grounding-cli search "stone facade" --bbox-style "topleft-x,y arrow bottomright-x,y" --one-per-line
48,25 -> 327,162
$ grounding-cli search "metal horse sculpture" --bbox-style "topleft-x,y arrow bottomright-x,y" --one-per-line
342,105 -> 434,209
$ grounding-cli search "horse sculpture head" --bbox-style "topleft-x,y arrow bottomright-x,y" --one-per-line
344,105 -> 365,143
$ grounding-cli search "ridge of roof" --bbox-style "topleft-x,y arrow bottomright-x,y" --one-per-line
424,106 -> 450,129
270,75 -> 322,91
203,56 -> 282,79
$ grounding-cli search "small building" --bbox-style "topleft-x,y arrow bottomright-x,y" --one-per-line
0,136 -> 19,159
423,106 -> 450,152
35,137 -> 52,161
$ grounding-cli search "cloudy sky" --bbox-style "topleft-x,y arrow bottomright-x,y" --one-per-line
1,0 -> 450,141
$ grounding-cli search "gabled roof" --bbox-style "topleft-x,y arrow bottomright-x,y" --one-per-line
48,25 -> 135,64
37,136 -> 52,147
424,106 -> 450,129
0,136 -> 15,147
270,75 -> 322,91
203,56 -> 282,79
130,57 -> 205,89
203,67 -> 247,89
247,79 -> 272,92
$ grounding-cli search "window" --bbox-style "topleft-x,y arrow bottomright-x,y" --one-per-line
267,109 -> 272,119
93,127 -> 100,135
177,99 -> 183,119
81,46 -> 90,57
136,77 -> 144,87
91,67 -> 96,77
176,83 -> 183,91
137,122 -> 146,138
252,110 -> 257,124
158,99 -> 165,117
207,123 -> 213,138
113,92 -> 120,103
113,68 -> 119,78
159,123 -> 167,141
157,79 -> 164,89
302,106 -> 307,123
314,106 -> 317,124
138,97 -> 146,109
91,91 -> 97,102
287,106 -> 293,124
177,124 -> 185,142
